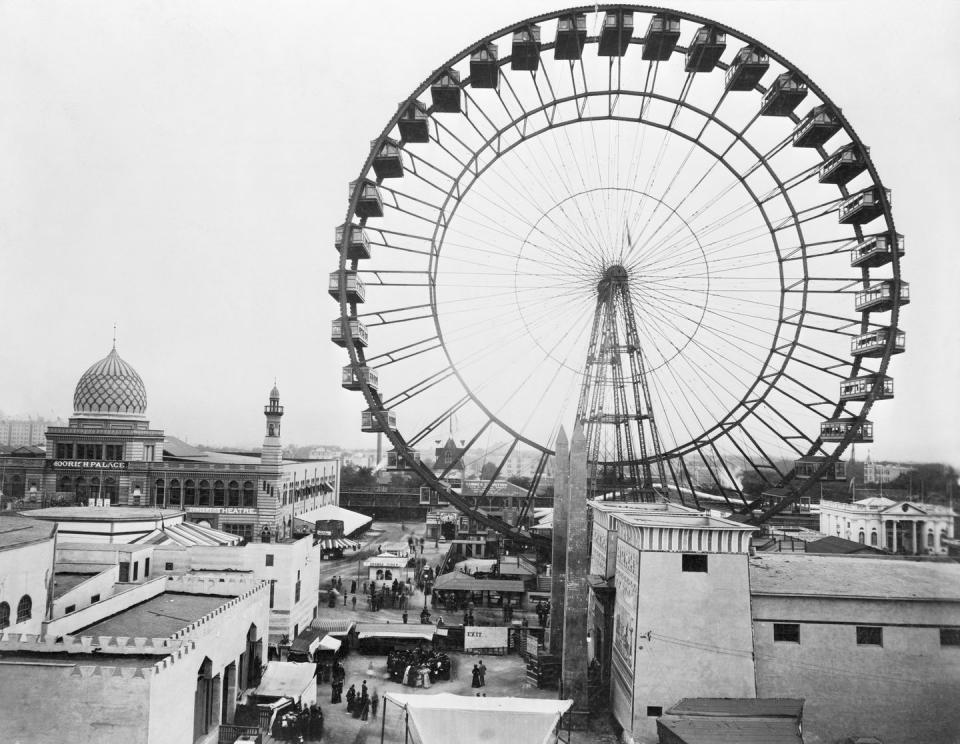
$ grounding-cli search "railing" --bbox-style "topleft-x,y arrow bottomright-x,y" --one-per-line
217,725 -> 261,744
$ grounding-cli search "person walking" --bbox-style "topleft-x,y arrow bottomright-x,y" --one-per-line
343,590 -> 348,606
346,684 -> 356,714
352,594 -> 357,611
360,694 -> 370,721
371,689 -> 380,719
471,664 -> 481,689
402,610 -> 408,624
478,659 -> 486,687
351,579 -> 357,594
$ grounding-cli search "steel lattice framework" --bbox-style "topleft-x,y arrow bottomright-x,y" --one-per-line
331,5 -> 907,547
576,262 -> 669,500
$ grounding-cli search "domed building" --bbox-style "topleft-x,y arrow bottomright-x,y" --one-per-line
1,345 -> 341,544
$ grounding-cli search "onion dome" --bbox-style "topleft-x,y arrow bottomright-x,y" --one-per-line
73,346 -> 147,417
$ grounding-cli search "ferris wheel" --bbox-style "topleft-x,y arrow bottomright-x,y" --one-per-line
331,5 -> 906,541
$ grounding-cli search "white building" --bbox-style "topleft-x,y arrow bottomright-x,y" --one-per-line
0,517 -> 57,634
819,497 -> 956,554
863,453 -> 912,484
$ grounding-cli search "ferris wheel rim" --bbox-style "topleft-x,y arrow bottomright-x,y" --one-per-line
335,4 -> 905,523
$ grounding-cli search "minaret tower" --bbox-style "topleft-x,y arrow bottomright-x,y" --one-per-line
262,382 -> 284,468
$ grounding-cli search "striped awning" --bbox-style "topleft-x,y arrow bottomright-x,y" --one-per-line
318,537 -> 361,551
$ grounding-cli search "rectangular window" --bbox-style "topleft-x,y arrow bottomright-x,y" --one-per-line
269,581 -> 275,609
144,444 -> 155,462
144,558 -> 150,577
773,623 -> 800,643
940,628 -> 960,647
164,562 -> 174,571
90,594 -> 100,603
646,706 -> 662,717
118,562 -> 130,582
265,554 -> 274,567
856,626 -> 883,646
681,554 -> 708,573
132,562 -> 139,581
55,443 -> 71,459
65,605 -> 76,614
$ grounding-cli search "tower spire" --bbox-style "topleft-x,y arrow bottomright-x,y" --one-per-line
262,382 -> 284,468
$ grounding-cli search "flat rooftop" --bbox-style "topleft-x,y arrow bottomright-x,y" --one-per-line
27,507 -> 183,522
0,651 -> 160,668
0,516 -> 56,550
749,553 -> 960,601
75,592 -> 231,637
52,572 -> 100,599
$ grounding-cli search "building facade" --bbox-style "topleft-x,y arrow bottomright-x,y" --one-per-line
0,518 -> 57,635
820,496 -> 956,554
591,501 -> 960,744
0,346 -> 340,542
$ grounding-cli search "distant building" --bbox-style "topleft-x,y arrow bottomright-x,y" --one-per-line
0,345 -> 340,543
863,452 -> 912,484
0,416 -> 64,447
820,496 -> 956,554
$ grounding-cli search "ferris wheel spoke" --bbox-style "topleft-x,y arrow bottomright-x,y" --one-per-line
357,303 -> 434,327
379,365 -> 456,409
367,335 -> 442,369
406,394 -> 475,447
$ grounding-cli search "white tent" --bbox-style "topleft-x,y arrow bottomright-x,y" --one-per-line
253,662 -> 317,707
383,693 -> 572,744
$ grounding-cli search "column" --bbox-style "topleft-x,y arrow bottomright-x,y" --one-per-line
889,521 -> 897,553
911,520 -> 918,555
548,427 -> 570,656
561,422 -> 590,717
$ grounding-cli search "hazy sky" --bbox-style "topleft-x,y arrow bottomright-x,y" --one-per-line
0,1 -> 957,465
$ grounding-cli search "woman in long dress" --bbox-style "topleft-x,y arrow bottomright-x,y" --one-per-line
471,664 -> 481,688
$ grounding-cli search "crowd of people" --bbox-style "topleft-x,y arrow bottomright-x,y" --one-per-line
270,703 -> 324,741
387,645 -> 451,685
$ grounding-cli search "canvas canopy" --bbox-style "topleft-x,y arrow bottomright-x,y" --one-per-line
253,662 -> 317,706
318,635 -> 341,652
294,504 -> 372,536
384,694 -> 571,744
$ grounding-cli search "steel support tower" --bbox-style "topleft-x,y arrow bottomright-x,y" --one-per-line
575,264 -> 668,501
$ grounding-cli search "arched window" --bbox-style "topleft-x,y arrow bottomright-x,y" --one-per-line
155,479 -> 165,505
228,481 -> 240,507
16,595 -> 32,624
214,480 -> 225,507
858,530 -> 865,544
90,477 -> 101,500
243,481 -> 256,508
169,479 -> 181,505
59,476 -> 72,493
105,477 -> 118,504
870,530 -> 878,547
376,570 -> 384,580
75,476 -> 87,501
0,602 -> 9,630
184,479 -> 196,506
384,570 -> 393,580
198,480 -> 210,506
